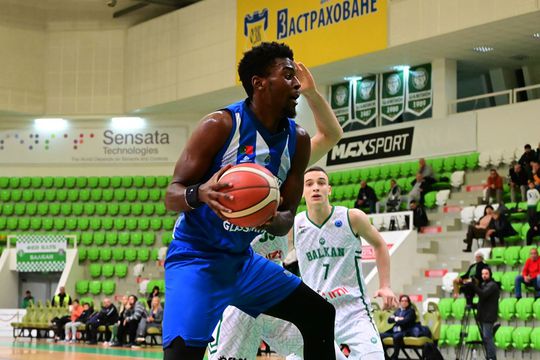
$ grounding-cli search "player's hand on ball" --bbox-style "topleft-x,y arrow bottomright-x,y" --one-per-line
199,164 -> 234,219
375,287 -> 398,310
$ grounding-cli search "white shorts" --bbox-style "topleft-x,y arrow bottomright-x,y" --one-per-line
208,305 -> 380,360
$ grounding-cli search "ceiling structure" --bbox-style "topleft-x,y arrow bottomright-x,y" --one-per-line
0,0 -> 203,28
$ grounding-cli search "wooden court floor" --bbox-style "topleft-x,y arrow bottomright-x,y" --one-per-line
0,337 -> 285,360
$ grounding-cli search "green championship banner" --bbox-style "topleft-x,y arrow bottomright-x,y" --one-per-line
380,70 -> 405,122
353,75 -> 378,128
406,63 -> 432,116
330,82 -> 352,126
16,235 -> 67,272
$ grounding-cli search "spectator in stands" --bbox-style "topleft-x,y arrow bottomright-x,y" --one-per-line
86,298 -> 119,345
532,161 -> 540,190
65,301 -> 94,343
51,286 -> 72,307
470,267 -> 500,360
527,179 -> 540,226
106,295 -> 129,347
376,179 -> 401,213
381,294 -> 418,360
418,158 -> 435,185
147,285 -> 160,308
536,142 -> 540,163
53,299 -> 80,341
519,144 -> 536,175
21,290 -> 34,309
462,205 -> 494,252
515,248 -> 540,299
112,294 -> 145,348
484,169 -> 503,205
452,250 -> 488,301
509,162 -> 528,203
486,210 -> 516,247
61,300 -> 82,342
355,180 -> 377,214
408,173 -> 428,205
409,200 -> 428,230
136,296 -> 164,344
527,214 -> 540,246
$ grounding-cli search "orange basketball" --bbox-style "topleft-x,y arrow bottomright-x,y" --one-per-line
217,163 -> 280,228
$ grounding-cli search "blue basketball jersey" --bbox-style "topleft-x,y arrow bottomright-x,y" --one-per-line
171,99 -> 297,253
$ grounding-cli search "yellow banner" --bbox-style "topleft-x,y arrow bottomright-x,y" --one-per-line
236,0 -> 387,69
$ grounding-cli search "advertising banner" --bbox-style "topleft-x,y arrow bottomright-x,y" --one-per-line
351,75 -> 378,130
330,82 -> 352,126
16,235 -> 67,272
406,63 -> 432,116
380,70 -> 405,122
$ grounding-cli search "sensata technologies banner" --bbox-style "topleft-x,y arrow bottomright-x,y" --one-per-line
16,235 -> 67,272
0,126 -> 186,164
236,0 -> 387,68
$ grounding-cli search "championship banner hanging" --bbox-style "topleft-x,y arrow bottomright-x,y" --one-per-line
353,75 -> 378,128
380,71 -> 405,122
330,82 -> 352,126
16,235 -> 67,272
406,63 -> 432,116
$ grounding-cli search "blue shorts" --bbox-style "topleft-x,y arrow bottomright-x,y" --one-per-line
162,240 -> 301,348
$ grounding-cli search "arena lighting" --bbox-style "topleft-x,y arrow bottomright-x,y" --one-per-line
533,32 -> 540,39
34,118 -> 68,131
472,46 -> 494,53
343,76 -> 362,81
392,65 -> 410,71
110,117 -> 146,129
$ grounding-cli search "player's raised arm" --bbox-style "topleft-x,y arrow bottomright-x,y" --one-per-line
349,208 -> 398,309
165,111 -> 234,216
295,62 -> 343,166
261,125 -> 311,236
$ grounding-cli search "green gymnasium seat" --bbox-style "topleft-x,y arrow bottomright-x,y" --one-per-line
79,189 -> 91,202
368,167 -> 380,181
443,156 -> 456,172
42,218 -> 53,231
105,232 -> 117,246
515,297 -> 535,321
0,177 -> 8,188
22,190 -> 33,202
75,280 -> 89,295
87,248 -> 100,262
98,176 -> 110,188
115,264 -> 128,278
501,222 -> 522,243
389,164 -> 400,178
498,298 -> 517,320
465,324 -> 481,344
11,190 -> 22,202
466,152 -> 479,169
87,177 -> 98,188
143,204 -> 155,216
0,218 -> 6,230
138,218 -> 150,231
0,190 -> 10,202
8,177 -> 20,188
78,248 -> 87,262
2,204 -> 13,216
60,204 -> 72,216
113,248 -> 125,262
30,218 -> 41,231
49,203 -> 61,216
138,189 -> 149,202
431,158 -> 443,173
53,177 -> 65,188
451,298 -> 466,320
520,245 -> 537,264
64,176 -> 76,188
501,271 -> 519,292
114,189 -> 126,202
107,203 -> 119,216
438,324 -> 448,346
121,176 -> 133,188
110,176 -> 122,188
81,233 -> 93,246
20,177 -> 31,188
77,218 -> 89,231
332,186 -> 345,201
531,327 -> 540,350
349,169 -> 360,184
125,248 -> 137,262
144,176 -> 156,188
491,271 -> 503,283
100,249 -> 112,262
114,218 -> 125,231
485,247 -> 505,266
163,218 -> 175,231
44,189 -> 56,202
90,218 -> 101,231
138,248 -> 150,262
156,176 -> 169,188
131,232 -> 143,246
67,189 -> 78,202
424,191 -> 437,209
126,218 -> 138,231
14,204 -> 25,216
102,189 -> 114,202
102,281 -> 116,295
72,204 -> 83,216
162,232 -> 173,246
102,264 -> 114,278
143,232 -> 156,246
89,281 -> 101,295
151,248 -> 159,261
494,326 -> 514,350
91,189 -> 102,202
503,246 -> 520,267
445,324 -> 461,347
131,203 -> 143,216
133,176 -> 145,188
149,189 -> 161,201
26,203 -> 37,216
95,204 -> 107,216
92,232 -> 105,246
379,165 -> 390,180
19,218 -> 30,230
102,218 -> 113,231
89,264 -> 102,278
76,177 -> 87,188
34,189 -> 45,201
126,189 -> 137,202
454,155 -> 467,171
119,203 -> 130,216
118,232 -> 130,246
54,218 -> 65,231
42,176 -> 53,188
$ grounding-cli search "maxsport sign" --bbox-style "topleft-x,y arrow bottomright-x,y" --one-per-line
326,127 -> 414,166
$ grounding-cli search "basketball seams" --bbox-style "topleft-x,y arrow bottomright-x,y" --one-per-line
220,166 -> 279,188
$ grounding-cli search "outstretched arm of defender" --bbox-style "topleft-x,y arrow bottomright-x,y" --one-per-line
296,62 -> 343,166
349,209 -> 398,309
165,112 -> 234,217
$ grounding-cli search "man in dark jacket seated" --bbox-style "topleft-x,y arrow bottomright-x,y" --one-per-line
381,295 -> 418,360
86,298 -> 119,344
453,251 -> 488,305
486,210 -> 516,247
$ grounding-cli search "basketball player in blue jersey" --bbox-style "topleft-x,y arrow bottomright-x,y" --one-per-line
163,42 -> 337,360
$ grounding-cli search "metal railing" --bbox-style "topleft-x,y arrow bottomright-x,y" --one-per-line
448,83 -> 540,114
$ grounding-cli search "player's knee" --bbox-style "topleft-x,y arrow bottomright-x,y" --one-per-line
164,336 -> 206,360
318,299 -> 336,326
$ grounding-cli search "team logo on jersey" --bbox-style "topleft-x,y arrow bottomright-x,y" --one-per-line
319,237 -> 326,245
243,8 -> 268,47
297,226 -> 307,235
334,220 -> 343,227
263,154 -> 271,165
240,145 -> 253,155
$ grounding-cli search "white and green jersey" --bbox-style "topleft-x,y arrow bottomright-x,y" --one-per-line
250,232 -> 288,265
294,206 -> 373,319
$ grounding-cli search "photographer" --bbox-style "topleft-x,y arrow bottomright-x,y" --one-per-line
452,251 -> 488,303
468,267 -> 500,360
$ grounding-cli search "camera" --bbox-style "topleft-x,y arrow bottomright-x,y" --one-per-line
460,280 -> 477,307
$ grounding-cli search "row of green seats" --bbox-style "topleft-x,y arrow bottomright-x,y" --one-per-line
75,280 -> 116,296
438,324 -> 540,350
328,153 -> 478,186
486,245 -> 539,268
0,216 -> 176,232
439,296 -> 540,322
79,231 -> 157,247
0,202 -> 172,217
78,251 -> 133,271
0,175 -> 170,190
146,279 -> 166,294
0,188 -> 165,203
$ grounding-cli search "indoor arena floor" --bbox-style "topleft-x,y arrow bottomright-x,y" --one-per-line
0,338 -> 285,360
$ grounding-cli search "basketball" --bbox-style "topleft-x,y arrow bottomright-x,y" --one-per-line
217,163 -> 280,228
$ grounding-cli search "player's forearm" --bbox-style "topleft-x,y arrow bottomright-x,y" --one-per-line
374,244 -> 392,289
262,211 -> 294,236
165,183 -> 194,213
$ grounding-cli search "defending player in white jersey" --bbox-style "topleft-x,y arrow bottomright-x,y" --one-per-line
293,166 -> 398,360
208,62 -> 344,359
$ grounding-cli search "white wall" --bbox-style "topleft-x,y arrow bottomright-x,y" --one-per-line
0,250 -> 20,308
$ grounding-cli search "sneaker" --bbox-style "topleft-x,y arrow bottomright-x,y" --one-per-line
131,345 -> 141,349
462,248 -> 472,253
135,337 -> 145,343
70,340 -> 76,344
110,342 -> 121,347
